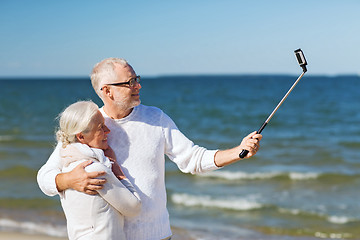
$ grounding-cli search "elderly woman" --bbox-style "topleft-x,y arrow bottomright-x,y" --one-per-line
56,100 -> 141,240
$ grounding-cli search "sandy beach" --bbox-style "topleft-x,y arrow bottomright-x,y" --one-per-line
0,232 -> 66,240
0,226 -> 196,240
0,230 -> 324,240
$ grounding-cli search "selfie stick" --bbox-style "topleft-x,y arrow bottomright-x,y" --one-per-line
239,49 -> 308,158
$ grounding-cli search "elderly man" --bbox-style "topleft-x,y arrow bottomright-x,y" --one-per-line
37,58 -> 262,240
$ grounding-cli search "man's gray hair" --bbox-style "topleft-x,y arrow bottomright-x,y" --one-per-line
90,58 -> 128,98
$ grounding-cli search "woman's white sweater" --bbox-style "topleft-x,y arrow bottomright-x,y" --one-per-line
37,104 -> 219,240
60,143 -> 141,240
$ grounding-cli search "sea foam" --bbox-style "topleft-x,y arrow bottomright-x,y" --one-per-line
171,193 -> 263,211
327,215 -> 352,224
0,135 -> 15,141
0,218 -> 67,237
279,208 -> 357,225
198,170 -> 320,181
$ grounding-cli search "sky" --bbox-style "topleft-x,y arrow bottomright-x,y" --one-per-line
0,0 -> 359,77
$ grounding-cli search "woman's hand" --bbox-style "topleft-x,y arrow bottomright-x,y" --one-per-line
104,147 -> 127,180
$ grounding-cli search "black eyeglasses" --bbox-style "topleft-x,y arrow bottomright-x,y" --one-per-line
101,75 -> 141,90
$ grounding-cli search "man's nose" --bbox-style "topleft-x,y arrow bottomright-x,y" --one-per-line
133,82 -> 141,89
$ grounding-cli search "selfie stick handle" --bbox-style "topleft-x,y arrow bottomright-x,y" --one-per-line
239,49 -> 307,159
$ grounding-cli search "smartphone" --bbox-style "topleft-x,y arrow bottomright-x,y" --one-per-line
294,49 -> 307,66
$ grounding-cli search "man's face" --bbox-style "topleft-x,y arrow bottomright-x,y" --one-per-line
110,63 -> 142,110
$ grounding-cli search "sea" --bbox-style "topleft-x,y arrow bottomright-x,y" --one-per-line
0,75 -> 359,239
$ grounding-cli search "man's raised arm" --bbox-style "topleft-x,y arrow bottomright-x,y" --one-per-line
214,131 -> 262,167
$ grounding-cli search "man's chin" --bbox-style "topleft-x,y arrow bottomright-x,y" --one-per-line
114,99 -> 141,109
133,99 -> 141,107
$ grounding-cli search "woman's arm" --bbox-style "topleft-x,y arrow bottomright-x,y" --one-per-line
85,162 -> 141,217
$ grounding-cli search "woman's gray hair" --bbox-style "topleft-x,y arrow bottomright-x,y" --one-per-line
56,100 -> 99,147
90,58 -> 128,98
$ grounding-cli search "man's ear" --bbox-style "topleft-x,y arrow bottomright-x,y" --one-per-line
102,86 -> 113,99
76,133 -> 86,144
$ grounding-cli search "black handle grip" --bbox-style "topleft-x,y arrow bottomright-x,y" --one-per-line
238,122 -> 267,158
239,149 -> 249,158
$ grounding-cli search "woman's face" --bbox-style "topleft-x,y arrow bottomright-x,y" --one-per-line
79,111 -> 110,150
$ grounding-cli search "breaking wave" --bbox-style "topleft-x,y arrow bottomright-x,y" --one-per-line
197,170 -> 320,181
172,193 -> 359,225
171,193 -> 264,211
0,218 -> 67,237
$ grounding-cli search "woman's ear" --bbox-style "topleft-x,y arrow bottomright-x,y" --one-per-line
76,133 -> 86,144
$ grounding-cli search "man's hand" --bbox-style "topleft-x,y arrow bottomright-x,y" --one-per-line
238,131 -> 262,158
214,131 -> 262,167
55,160 -> 106,195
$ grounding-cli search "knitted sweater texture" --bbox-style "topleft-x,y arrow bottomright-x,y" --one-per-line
37,104 -> 219,240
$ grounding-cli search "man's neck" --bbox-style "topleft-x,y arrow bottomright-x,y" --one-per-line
103,105 -> 134,120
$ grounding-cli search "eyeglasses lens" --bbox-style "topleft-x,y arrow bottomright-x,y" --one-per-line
130,76 -> 140,88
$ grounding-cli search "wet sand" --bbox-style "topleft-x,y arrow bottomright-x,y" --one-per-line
0,232 -> 66,240
0,226 -> 195,240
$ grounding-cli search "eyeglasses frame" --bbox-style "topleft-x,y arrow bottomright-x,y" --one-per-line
100,75 -> 141,90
